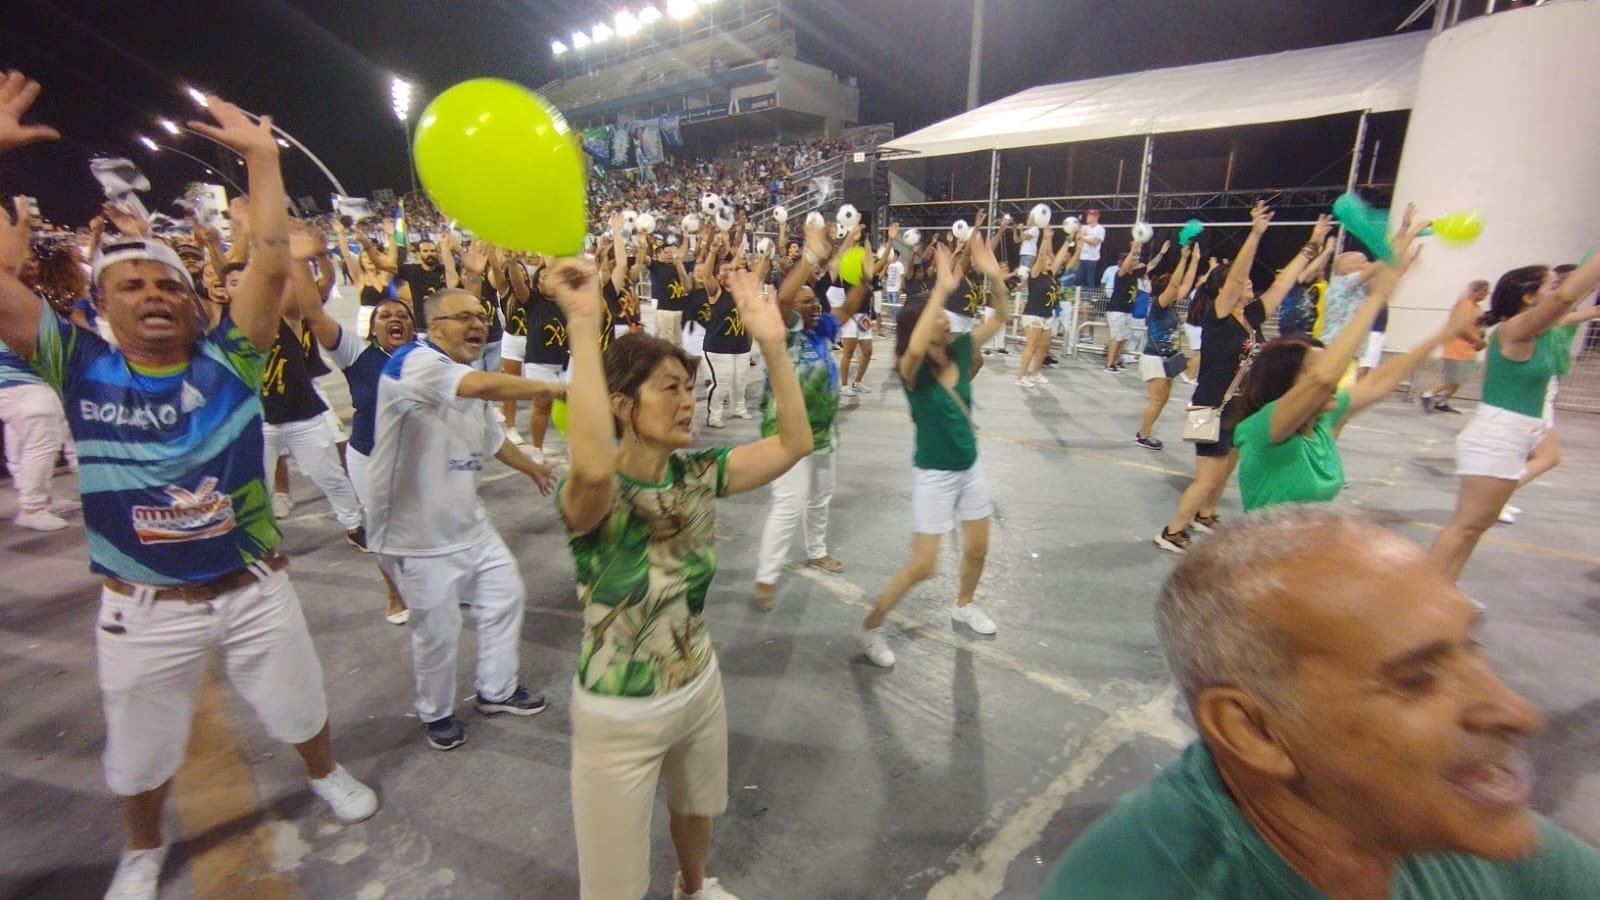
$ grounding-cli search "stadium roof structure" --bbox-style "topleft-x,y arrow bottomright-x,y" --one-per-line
881,32 -> 1429,159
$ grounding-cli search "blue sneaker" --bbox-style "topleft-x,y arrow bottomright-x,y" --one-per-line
424,715 -> 467,751
474,686 -> 548,717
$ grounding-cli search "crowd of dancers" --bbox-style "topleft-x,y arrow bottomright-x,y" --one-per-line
3,65 -> 1600,899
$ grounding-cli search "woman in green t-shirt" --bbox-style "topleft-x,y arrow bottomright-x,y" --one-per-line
859,235 -> 1011,669
555,258 -> 813,900
1431,253 -> 1600,582
1227,252 -> 1472,513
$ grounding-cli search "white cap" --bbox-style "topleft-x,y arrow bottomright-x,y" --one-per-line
91,237 -> 195,293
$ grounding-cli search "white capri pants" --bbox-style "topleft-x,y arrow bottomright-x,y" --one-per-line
345,447 -> 373,511
571,658 -> 728,900
95,566 -> 328,795
703,350 -> 749,423
501,333 -> 528,364
756,452 -> 837,584
0,382 -> 69,511
380,530 -> 526,723
912,463 -> 993,534
656,309 -> 684,348
262,416 -> 363,530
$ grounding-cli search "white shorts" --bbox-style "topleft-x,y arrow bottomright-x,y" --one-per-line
1139,353 -> 1177,382
1106,311 -> 1134,342
1455,404 -> 1547,481
1183,324 -> 1203,355
501,333 -> 527,364
523,361 -> 570,384
96,566 -> 328,795
1021,315 -> 1050,330
945,311 -> 975,334
912,464 -> 993,534
839,315 -> 875,341
1359,332 -> 1385,369
681,322 -> 706,357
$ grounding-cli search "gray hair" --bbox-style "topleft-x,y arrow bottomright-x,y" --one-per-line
424,287 -> 476,323
1156,506 -> 1377,718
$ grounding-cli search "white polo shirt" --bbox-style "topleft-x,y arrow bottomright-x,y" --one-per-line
1079,223 -> 1106,261
1019,227 -> 1040,258
884,261 -> 904,294
366,340 -> 505,557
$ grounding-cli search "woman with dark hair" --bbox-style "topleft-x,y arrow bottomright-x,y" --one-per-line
1430,253 -> 1600,581
1132,242 -> 1202,448
860,236 -> 1011,668
1155,205 -> 1325,553
1228,234 -> 1462,512
557,256 -> 810,900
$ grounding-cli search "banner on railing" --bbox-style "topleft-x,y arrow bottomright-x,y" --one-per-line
681,102 -> 733,125
735,93 -> 778,114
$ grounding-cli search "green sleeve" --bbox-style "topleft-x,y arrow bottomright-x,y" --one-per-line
1500,817 -> 1600,896
676,447 -> 733,497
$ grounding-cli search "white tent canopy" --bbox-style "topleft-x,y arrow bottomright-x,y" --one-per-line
881,32 -> 1429,159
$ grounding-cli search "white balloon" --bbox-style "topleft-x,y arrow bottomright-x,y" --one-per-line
903,228 -> 921,247
700,193 -> 722,216
622,209 -> 638,225
1132,222 -> 1154,244
756,237 -> 773,254
834,222 -> 848,240
682,213 -> 701,233
635,212 -> 656,234
1063,216 -> 1081,235
772,205 -> 788,224
805,211 -> 825,229
1030,203 -> 1052,228
836,204 -> 860,227
715,209 -> 735,232
951,219 -> 972,242
1016,265 -> 1031,280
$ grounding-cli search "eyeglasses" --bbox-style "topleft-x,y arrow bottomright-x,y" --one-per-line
432,312 -> 492,325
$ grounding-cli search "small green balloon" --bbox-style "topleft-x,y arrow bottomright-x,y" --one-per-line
551,398 -> 569,436
1431,210 -> 1484,245
413,79 -> 588,256
839,246 -> 866,286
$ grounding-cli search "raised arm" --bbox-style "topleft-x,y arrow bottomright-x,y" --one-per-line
1161,243 -> 1201,307
899,245 -> 959,384
1147,240 -> 1170,275
1117,240 -> 1145,276
969,234 -> 1012,348
609,213 -> 629,293
546,258 -> 615,532
1344,284 -> 1480,423
1300,238 -> 1335,285
1258,215 -> 1335,318
287,225 -> 342,352
776,218 -> 830,320
1498,248 -> 1600,345
1215,202 -> 1272,320
723,268 -> 811,495
190,96 -> 289,351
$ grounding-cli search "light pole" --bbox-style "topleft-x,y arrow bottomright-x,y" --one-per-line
185,85 -> 349,196
391,78 -> 416,194
135,134 -> 246,195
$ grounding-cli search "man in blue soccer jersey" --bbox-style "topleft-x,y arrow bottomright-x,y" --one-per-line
0,73 -> 376,900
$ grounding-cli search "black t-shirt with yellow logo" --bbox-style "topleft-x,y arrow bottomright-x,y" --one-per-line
702,289 -> 750,354
945,275 -> 984,318
261,321 -> 327,425
649,261 -> 691,313
525,295 -> 570,366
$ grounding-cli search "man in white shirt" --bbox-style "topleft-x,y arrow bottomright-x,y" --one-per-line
367,287 -> 564,751
1076,209 -> 1107,292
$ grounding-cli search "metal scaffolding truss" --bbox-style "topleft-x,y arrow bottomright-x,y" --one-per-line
888,182 -> 1394,228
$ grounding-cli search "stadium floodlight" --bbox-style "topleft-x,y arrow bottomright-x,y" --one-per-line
666,0 -> 697,21
572,30 -> 591,49
158,118 -> 181,136
638,5 -> 662,25
552,39 -> 568,56
185,86 -> 210,107
591,22 -> 613,43
391,77 -> 413,123
137,135 -> 160,153
615,10 -> 641,37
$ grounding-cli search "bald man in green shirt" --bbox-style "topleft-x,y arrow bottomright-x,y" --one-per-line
1041,508 -> 1600,899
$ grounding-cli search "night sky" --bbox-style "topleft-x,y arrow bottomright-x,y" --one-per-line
4,0 -> 1419,226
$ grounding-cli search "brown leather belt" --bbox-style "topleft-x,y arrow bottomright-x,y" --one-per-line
102,552 -> 289,603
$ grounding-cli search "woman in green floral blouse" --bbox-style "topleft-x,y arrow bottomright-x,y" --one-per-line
552,257 -> 812,900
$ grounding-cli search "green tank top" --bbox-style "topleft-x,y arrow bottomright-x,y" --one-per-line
1481,325 -> 1574,418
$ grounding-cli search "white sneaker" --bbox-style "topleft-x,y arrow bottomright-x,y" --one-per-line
1030,374 -> 1050,384
736,410 -> 753,420
309,764 -> 379,823
15,508 -> 69,531
1180,373 -> 1197,385
105,845 -> 167,899
839,385 -> 857,397
863,629 -> 896,668
674,874 -> 740,899
48,497 -> 83,515
707,418 -> 727,429
1497,504 -> 1521,525
271,492 -> 294,518
505,427 -> 526,445
852,383 -> 872,393
952,602 -> 998,635
1015,377 -> 1033,387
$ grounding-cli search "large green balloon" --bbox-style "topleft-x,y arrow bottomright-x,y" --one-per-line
838,246 -> 866,286
413,79 -> 587,255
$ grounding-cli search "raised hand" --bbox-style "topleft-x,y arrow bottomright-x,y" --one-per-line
727,268 -> 784,345
188,95 -> 278,160
288,221 -> 324,261
1249,201 -> 1274,235
933,244 -> 958,293
462,242 -> 489,277
1391,203 -> 1429,261
887,222 -> 900,242
803,216 -> 831,265
0,71 -> 61,153
1309,213 -> 1333,245
1159,239 -> 1172,255
101,201 -> 152,238
546,257 -> 602,321
966,228 -> 1004,280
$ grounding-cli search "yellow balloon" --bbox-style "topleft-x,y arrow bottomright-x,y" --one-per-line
1432,210 -> 1484,245
839,246 -> 866,286
413,79 -> 587,255
551,398 -> 569,436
